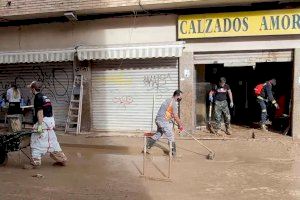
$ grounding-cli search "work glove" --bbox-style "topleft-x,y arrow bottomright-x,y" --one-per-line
37,124 -> 43,134
209,95 -> 213,103
179,125 -> 184,132
230,102 -> 234,108
274,103 -> 280,110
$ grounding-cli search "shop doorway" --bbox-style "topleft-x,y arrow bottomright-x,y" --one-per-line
195,61 -> 293,135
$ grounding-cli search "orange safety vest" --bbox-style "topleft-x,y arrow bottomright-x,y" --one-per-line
165,99 -> 174,121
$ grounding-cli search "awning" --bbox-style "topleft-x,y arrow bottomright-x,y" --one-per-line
0,49 -> 75,64
77,42 -> 185,60
0,42 -> 185,64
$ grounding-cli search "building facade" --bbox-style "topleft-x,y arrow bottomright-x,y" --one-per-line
0,14 -> 183,132
178,8 -> 300,140
0,0 -> 299,139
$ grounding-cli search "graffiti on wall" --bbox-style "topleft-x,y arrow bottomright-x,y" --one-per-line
143,73 -> 172,93
0,76 -> 26,90
112,96 -> 133,109
32,66 -> 70,103
0,66 -> 71,104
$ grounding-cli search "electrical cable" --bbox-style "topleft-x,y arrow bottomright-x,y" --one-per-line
117,9 -> 137,69
90,9 -> 138,93
138,0 -> 150,15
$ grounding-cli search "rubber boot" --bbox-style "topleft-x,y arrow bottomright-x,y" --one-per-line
225,125 -> 231,135
261,124 -> 268,132
172,142 -> 176,157
265,119 -> 272,125
142,138 -> 156,154
146,137 -> 156,150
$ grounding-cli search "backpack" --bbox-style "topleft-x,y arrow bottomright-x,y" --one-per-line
254,83 -> 265,96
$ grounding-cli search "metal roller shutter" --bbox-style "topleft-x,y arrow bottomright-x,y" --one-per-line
91,58 -> 179,132
194,50 -> 293,66
0,62 -> 73,127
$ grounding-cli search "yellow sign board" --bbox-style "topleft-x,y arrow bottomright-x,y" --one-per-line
178,9 -> 300,39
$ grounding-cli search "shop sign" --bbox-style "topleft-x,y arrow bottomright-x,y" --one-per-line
178,8 -> 300,39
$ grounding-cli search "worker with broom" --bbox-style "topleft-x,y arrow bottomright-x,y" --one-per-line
209,77 -> 234,135
24,81 -> 67,169
145,90 -> 184,157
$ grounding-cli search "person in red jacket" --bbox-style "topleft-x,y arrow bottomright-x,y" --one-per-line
256,78 -> 279,131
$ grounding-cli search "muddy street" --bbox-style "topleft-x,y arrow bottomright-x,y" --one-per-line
0,133 -> 299,200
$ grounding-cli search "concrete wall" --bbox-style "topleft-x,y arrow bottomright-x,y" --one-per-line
77,60 -> 92,132
195,64 -> 207,126
0,14 -> 177,51
179,52 -> 195,131
293,49 -> 300,140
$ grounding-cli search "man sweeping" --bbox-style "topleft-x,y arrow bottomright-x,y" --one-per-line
24,81 -> 67,169
146,90 -> 184,156
209,77 -> 234,135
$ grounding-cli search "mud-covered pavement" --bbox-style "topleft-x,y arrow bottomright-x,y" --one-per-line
0,130 -> 300,200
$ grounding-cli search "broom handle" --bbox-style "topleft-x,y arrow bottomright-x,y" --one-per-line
183,130 -> 214,154
208,102 -> 212,120
142,136 -> 146,175
173,122 -> 214,154
168,141 -> 171,178
151,94 -> 156,132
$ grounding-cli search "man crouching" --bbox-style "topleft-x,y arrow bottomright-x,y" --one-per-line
24,81 -> 67,169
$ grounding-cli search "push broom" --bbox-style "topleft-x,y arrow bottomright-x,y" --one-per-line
176,123 -> 215,160
181,130 -> 215,160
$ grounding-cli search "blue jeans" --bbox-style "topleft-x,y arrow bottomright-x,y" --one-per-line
151,120 -> 174,143
257,99 -> 267,124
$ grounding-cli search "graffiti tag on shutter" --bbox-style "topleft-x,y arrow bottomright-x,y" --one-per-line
143,73 -> 172,93
32,66 -> 70,103
113,96 -> 133,109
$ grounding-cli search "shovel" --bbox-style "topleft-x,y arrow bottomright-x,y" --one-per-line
206,102 -> 215,134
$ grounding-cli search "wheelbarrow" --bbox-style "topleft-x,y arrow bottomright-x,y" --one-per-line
0,131 -> 33,166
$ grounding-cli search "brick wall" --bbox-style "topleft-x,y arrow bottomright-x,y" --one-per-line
0,0 -> 182,18
0,0 -> 272,20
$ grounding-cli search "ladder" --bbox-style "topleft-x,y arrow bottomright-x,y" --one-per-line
65,75 -> 83,135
